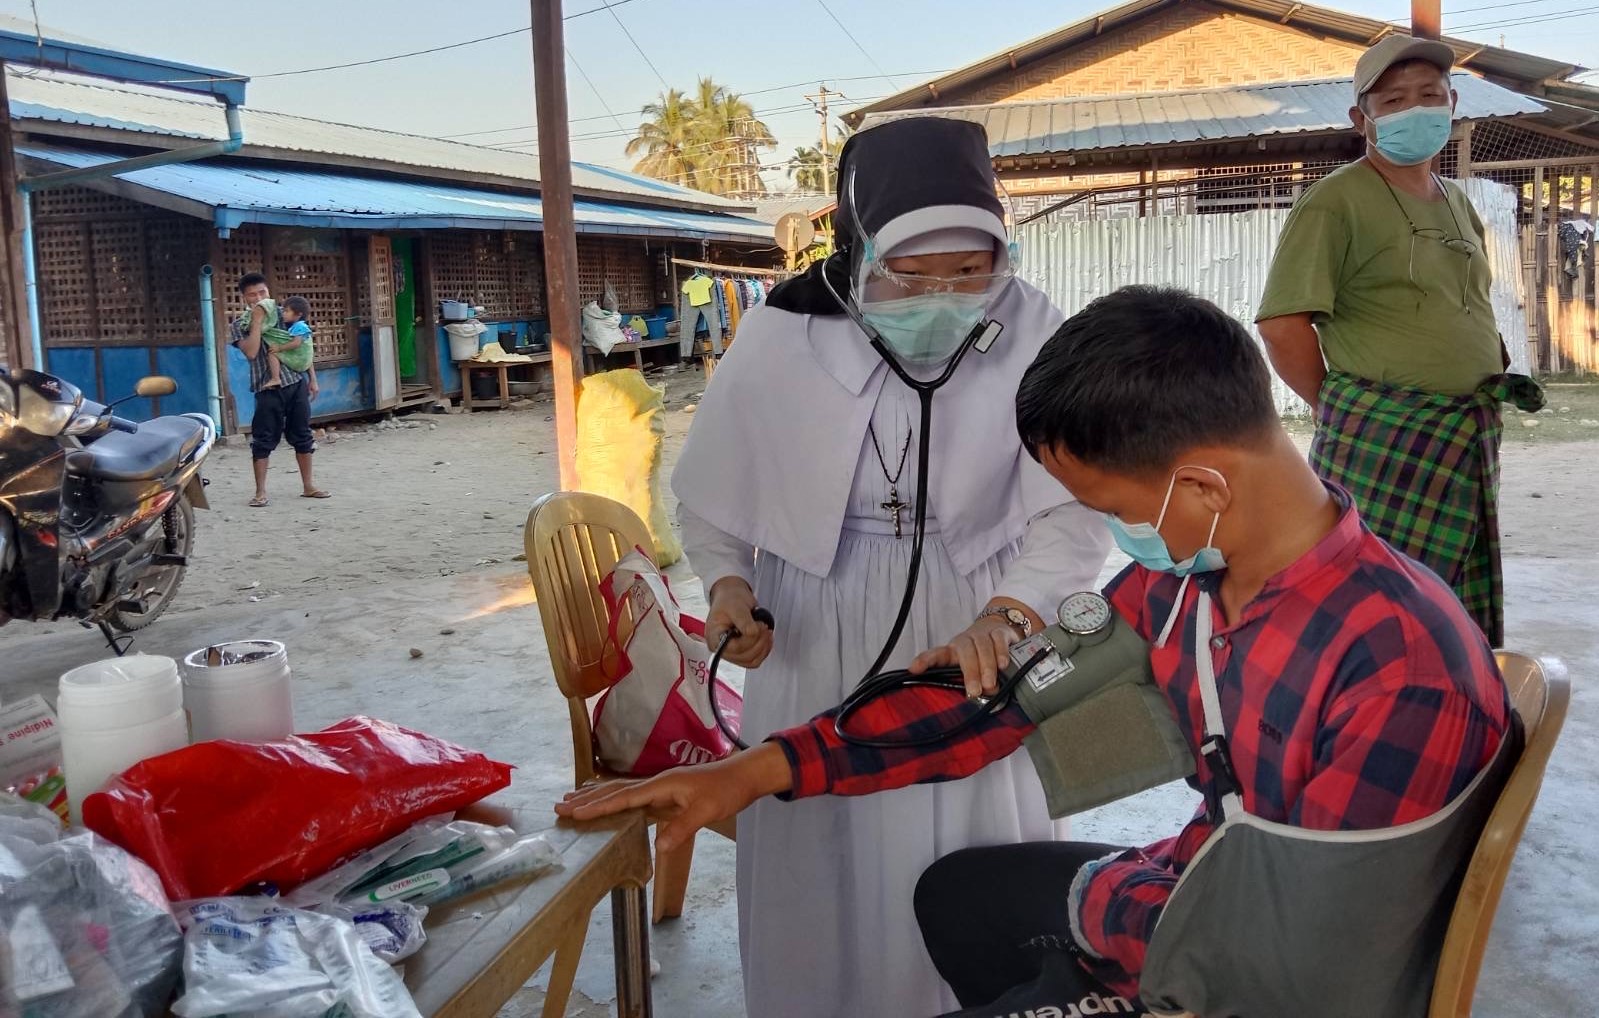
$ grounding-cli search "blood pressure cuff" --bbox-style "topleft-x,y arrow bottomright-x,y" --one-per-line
1013,617 -> 1195,818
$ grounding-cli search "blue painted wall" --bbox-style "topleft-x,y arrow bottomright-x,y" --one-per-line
46,343 -> 208,420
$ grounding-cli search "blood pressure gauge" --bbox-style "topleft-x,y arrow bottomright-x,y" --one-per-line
1057,592 -> 1113,637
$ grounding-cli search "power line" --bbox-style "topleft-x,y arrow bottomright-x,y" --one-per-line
1441,0 -> 1579,15
598,0 -> 670,91
814,0 -> 901,91
566,47 -> 628,134
488,95 -> 886,153
153,0 -> 644,84
437,69 -> 954,140
1449,6 -> 1592,30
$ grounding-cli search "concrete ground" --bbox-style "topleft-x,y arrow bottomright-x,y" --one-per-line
1,374 -> 1595,1017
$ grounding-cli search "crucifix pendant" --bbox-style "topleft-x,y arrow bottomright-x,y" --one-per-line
882,487 -> 911,540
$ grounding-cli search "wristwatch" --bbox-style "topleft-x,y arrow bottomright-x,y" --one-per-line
978,604 -> 1033,638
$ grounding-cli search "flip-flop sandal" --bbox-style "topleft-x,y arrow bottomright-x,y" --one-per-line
249,496 -> 270,507
300,490 -> 332,499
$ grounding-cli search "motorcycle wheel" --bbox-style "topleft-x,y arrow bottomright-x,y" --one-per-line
106,495 -> 195,632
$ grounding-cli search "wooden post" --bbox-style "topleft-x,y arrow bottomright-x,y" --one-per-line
0,62 -> 35,371
1412,0 -> 1440,39
1457,121 -> 1474,181
531,0 -> 583,491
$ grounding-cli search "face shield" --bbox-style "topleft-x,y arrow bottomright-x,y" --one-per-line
840,166 -> 1021,366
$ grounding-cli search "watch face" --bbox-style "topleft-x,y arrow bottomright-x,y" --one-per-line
1057,591 -> 1113,635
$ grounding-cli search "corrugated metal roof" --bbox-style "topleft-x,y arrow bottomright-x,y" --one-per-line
751,195 -> 835,224
17,144 -> 774,244
7,68 -> 747,214
848,0 -> 1584,124
858,74 -> 1544,157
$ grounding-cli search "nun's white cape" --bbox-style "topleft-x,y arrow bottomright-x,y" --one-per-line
672,279 -> 1111,1016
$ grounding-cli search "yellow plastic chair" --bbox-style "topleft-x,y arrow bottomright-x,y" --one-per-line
1429,651 -> 1570,1017
524,491 -> 735,931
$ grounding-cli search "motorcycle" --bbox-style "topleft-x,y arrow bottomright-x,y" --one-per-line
0,368 -> 214,653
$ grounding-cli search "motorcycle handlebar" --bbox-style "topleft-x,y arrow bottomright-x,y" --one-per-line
108,416 -> 139,434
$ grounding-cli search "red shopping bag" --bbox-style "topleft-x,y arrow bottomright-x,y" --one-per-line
593,549 -> 742,776
81,716 -> 512,900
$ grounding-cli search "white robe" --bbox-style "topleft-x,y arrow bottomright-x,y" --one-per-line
673,281 -> 1111,1015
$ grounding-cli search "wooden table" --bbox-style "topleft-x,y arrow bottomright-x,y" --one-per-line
405,804 -> 654,1018
459,355 -> 552,412
583,337 -> 679,375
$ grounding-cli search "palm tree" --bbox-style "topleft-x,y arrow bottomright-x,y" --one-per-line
788,146 -> 827,193
628,79 -> 777,197
690,78 -> 777,198
626,89 -> 700,187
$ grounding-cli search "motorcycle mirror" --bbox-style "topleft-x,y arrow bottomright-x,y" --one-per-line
135,376 -> 178,398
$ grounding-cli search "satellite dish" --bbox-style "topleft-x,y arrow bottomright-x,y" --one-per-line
775,212 -> 817,254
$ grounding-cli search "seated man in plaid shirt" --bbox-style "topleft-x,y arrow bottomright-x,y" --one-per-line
559,285 -> 1510,1012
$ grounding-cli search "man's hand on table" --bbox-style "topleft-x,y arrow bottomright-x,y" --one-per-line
555,742 -> 794,852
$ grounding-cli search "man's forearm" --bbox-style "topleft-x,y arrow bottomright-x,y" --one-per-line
1259,317 -> 1327,409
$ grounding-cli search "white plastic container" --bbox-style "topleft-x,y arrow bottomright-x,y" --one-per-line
57,654 -> 187,824
444,320 -> 487,362
180,640 -> 295,745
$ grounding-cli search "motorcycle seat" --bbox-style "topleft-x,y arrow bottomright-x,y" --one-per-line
66,417 -> 207,482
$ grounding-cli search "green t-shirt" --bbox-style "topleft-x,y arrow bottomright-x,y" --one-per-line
1256,160 -> 1502,396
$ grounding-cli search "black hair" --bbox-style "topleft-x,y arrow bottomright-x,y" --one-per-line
1015,285 -> 1278,474
282,295 -> 311,320
238,272 -> 267,293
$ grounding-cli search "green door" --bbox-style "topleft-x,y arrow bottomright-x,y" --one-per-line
393,238 -> 418,379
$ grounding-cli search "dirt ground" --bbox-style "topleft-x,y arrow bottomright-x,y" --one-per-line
2,370 -> 1596,1017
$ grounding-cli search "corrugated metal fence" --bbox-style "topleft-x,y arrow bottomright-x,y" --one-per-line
1017,178 -> 1530,415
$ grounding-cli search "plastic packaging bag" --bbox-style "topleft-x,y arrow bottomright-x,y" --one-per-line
171,899 -> 421,1018
409,833 -> 560,907
0,794 -> 183,1017
80,716 -> 513,900
581,302 -> 625,355
0,694 -> 70,820
286,816 -> 516,909
316,901 -> 429,964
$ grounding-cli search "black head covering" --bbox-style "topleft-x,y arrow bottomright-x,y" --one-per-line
766,117 -> 1000,316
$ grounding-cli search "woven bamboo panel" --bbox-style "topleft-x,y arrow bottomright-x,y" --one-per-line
146,217 -> 208,343
577,237 -> 653,311
219,224 -> 265,325
424,231 -> 546,320
33,186 -> 145,222
958,2 -> 1365,104
37,222 -> 94,343
89,221 -> 149,343
271,244 -> 351,363
428,233 -> 475,304
351,239 -> 372,325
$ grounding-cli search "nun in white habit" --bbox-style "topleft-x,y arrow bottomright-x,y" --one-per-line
672,118 -> 1111,1015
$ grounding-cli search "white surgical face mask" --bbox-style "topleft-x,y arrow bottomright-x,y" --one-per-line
858,292 -> 989,365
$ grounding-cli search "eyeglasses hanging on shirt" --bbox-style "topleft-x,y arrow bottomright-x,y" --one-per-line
1375,170 -> 1479,315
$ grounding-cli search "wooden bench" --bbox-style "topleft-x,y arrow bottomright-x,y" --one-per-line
583,337 -> 679,375
459,354 -> 552,412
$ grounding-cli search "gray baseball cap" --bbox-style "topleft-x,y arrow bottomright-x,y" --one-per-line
1354,34 -> 1455,99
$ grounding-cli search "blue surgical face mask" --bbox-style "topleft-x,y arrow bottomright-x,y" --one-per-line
1104,467 -> 1228,576
858,292 -> 989,365
1367,104 -> 1453,167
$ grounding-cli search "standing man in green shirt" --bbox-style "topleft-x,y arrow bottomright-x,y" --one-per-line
1256,34 -> 1543,648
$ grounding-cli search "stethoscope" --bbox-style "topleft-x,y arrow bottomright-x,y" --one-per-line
707,252 -> 1008,750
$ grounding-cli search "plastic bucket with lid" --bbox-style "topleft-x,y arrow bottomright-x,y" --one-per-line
58,654 -> 187,824
180,640 -> 294,745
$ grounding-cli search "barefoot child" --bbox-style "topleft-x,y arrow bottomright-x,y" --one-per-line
242,295 -> 314,388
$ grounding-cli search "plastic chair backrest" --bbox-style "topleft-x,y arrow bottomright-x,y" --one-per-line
525,491 -> 655,787
1429,651 -> 1571,1017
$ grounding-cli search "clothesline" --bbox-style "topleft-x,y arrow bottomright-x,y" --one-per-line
671,257 -> 789,278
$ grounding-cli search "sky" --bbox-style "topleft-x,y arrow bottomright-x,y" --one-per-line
14,0 -> 1599,193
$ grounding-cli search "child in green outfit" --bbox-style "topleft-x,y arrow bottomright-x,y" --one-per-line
242,295 -> 315,388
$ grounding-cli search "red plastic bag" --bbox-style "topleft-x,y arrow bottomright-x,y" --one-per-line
81,716 -> 513,900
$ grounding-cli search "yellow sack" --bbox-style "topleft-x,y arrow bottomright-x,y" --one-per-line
575,369 -> 683,567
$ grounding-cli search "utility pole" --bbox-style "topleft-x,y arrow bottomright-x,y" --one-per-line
531,0 -> 582,490
806,85 -> 839,195
1412,0 -> 1440,39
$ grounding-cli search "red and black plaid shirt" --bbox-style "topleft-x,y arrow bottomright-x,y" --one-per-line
772,490 -> 1509,996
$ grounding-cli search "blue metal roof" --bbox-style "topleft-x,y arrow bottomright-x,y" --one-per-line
17,145 -> 774,243
860,73 -> 1546,158
0,23 -> 245,105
